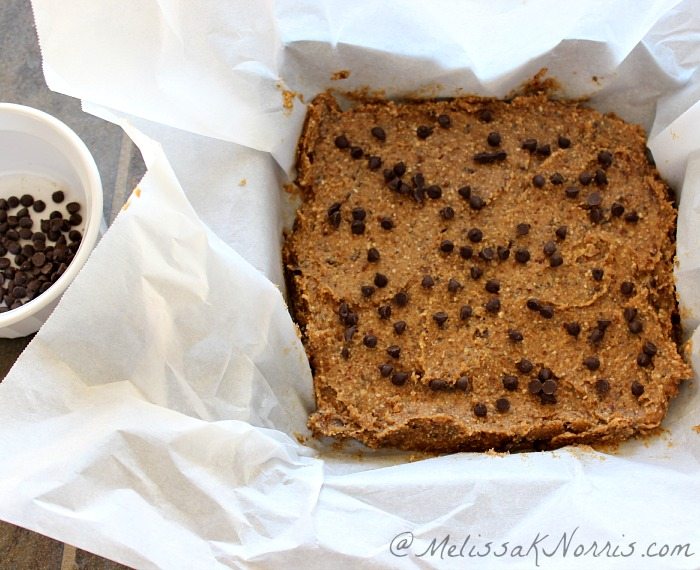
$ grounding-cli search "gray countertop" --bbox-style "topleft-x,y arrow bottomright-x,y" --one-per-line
0,0 -> 144,567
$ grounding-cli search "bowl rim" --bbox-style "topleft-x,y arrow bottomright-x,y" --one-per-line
0,102 -> 103,328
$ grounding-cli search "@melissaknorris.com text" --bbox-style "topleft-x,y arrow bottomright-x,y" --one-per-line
389,527 -> 694,566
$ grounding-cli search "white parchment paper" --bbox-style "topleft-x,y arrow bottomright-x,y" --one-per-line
1,1 -> 700,567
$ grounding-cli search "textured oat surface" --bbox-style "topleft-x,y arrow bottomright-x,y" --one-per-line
285,92 -> 691,452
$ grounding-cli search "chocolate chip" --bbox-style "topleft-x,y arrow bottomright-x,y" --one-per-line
495,398 -> 510,413
344,326 -> 357,341
460,305 -> 473,320
417,125 -> 433,139
470,266 -> 483,280
426,185 -> 442,199
528,379 -> 543,394
379,364 -> 394,377
526,298 -> 541,311
384,168 -> 397,182
487,132 -> 501,147
555,225 -> 568,240
485,279 -> 500,294
368,156 -> 382,170
477,109 -> 493,123
558,135 -> 571,149
591,268 -> 604,281
594,169 -> 608,185
503,375 -> 518,391
351,220 -> 365,234
455,376 -> 471,391
508,329 -> 523,342
412,173 -> 425,188
468,228 -> 483,243
12,286 -> 26,298
514,249 -> 530,263
565,186 -> 580,198
352,207 -> 366,221
532,175 -> 546,188
636,350 -> 651,368
586,192 -> 602,208
479,247 -> 495,261
624,211 -> 639,223
631,380 -> 645,396
19,194 -> 34,207
535,143 -> 551,157
597,150 -> 613,168
7,196 -> 19,208
386,178 -> 401,192
623,307 -> 638,322
550,173 -> 564,185
350,146 -> 364,159
522,138 -> 537,152
541,379 -> 557,395
611,202 -> 625,217
543,241 -> 556,256
643,341 -> 658,356
386,345 -> 401,359
474,151 -> 507,164
393,161 -> 406,177
429,379 -> 449,391
363,334 -> 378,348
539,305 -> 554,319
597,319 -> 611,331
589,207 -> 603,224
583,356 -> 600,371
516,223 -> 530,236
439,240 -> 454,254
460,246 -> 473,260
474,403 -> 487,417
437,114 -> 451,128
31,252 -> 46,267
549,252 -> 563,267
394,292 -> 409,307
516,359 -> 533,373
421,275 -> 435,288
393,321 -> 407,335
380,217 -> 394,230
497,246 -> 510,260
433,312 -> 449,327
595,379 -> 610,395
361,285 -> 375,297
378,305 -> 392,320
440,206 -> 455,220
374,273 -> 389,288
334,135 -> 350,149
579,172 -> 593,186
448,278 -> 462,293
620,281 -> 635,296
564,321 -> 581,337
371,126 -> 386,141
458,186 -> 471,200
628,319 -> 643,334
469,195 -> 485,210
485,298 -> 500,313
391,372 -> 409,386
367,247 -> 380,262
589,327 -> 605,344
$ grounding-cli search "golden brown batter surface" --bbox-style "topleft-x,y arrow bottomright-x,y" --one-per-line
285,92 -> 691,452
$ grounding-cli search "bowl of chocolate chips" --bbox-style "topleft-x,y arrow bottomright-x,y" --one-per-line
0,103 -> 103,337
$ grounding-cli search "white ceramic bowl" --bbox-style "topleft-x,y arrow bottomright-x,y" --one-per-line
0,103 -> 103,337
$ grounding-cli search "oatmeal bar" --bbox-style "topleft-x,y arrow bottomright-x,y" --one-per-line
284,92 -> 691,452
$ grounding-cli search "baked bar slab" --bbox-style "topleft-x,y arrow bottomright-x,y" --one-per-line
285,92 -> 691,452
